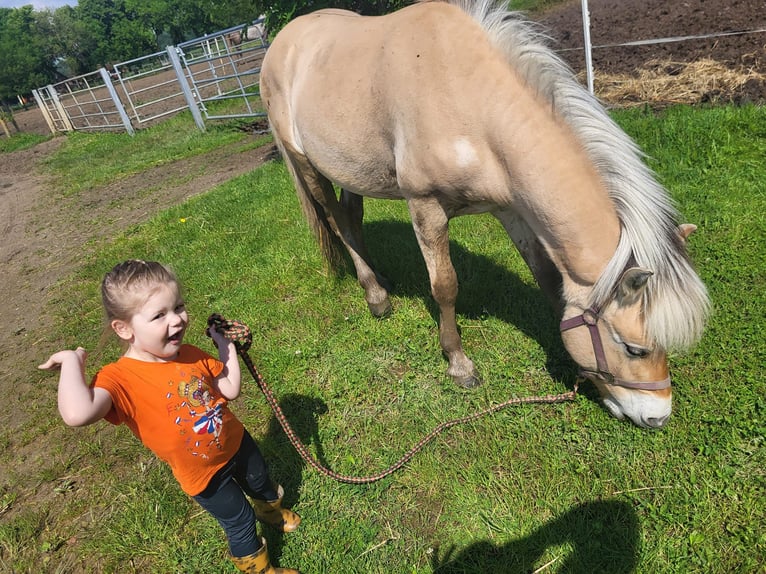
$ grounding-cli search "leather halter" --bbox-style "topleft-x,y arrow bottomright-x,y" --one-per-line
559,306 -> 671,391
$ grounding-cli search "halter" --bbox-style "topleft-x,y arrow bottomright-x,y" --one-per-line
559,306 -> 671,391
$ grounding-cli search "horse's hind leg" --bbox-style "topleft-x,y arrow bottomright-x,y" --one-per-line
340,188 -> 392,295
281,147 -> 391,317
407,197 -> 480,388
324,184 -> 392,317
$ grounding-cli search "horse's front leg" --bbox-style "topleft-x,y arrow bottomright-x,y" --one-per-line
407,198 -> 481,388
494,209 -> 563,313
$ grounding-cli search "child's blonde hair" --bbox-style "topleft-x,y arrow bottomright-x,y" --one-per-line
101,260 -> 180,322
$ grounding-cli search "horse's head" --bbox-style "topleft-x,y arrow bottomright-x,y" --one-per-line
559,224 -> 705,429
561,266 -> 672,429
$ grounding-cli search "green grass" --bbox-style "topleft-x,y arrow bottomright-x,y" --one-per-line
0,131 -> 51,152
44,112 -> 253,197
3,104 -> 765,573
512,0 -> 570,12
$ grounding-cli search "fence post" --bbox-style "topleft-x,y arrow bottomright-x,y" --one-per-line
48,85 -> 75,132
581,0 -> 595,94
31,89 -> 57,134
98,67 -> 135,136
167,45 -> 206,132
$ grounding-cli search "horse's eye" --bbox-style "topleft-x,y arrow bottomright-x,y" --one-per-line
625,344 -> 649,358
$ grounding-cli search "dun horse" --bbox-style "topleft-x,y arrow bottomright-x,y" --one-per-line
260,0 -> 710,428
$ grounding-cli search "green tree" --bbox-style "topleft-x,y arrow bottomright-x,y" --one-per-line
34,6 -> 96,77
76,0 -> 156,67
0,6 -> 57,103
258,0 -> 410,34
206,0 -> 264,31
124,0 -> 215,46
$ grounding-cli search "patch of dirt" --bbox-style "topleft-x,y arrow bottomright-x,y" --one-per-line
538,0 -> 766,106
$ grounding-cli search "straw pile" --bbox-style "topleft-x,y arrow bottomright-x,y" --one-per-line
587,58 -> 766,107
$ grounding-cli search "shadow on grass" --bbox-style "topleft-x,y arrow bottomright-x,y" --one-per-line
259,393 -> 328,560
354,220 -> 578,387
258,389 -> 639,572
431,499 -> 640,573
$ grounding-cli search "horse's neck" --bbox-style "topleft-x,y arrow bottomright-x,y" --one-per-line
498,103 -> 621,292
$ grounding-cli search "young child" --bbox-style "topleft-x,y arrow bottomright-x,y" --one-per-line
39,260 -> 301,574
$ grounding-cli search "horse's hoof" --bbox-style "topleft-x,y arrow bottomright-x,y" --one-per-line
368,299 -> 392,318
454,373 -> 482,389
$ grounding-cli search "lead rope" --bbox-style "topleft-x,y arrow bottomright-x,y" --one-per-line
208,313 -> 578,485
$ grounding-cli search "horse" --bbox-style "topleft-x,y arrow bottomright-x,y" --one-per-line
259,0 -> 710,429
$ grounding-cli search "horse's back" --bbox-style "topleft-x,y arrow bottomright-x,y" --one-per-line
261,2 -> 522,197
262,2 -> 495,111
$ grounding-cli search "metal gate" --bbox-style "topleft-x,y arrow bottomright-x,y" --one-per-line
175,20 -> 269,126
33,68 -> 134,135
30,19 -> 269,135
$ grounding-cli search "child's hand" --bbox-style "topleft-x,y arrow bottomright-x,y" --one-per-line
38,347 -> 87,371
207,326 -> 231,350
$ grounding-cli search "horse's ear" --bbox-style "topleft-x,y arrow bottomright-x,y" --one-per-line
617,267 -> 653,306
678,223 -> 697,241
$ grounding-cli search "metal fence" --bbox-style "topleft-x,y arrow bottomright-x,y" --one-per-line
31,19 -> 268,136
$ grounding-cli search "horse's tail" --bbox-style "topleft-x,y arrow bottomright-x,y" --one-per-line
271,133 -> 345,271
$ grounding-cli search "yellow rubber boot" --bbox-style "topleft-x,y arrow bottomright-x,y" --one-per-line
231,537 -> 300,574
252,485 -> 301,533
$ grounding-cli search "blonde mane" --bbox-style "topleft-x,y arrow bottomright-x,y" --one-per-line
448,0 -> 709,350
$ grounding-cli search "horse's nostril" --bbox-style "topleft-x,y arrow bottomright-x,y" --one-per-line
645,414 -> 670,428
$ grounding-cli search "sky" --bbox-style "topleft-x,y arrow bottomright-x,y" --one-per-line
0,0 -> 76,8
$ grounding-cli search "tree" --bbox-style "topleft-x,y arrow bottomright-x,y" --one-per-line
206,0 -> 264,31
258,0 -> 410,35
34,7 -> 96,77
0,6 -> 57,103
73,0 -> 158,67
124,0 -> 215,46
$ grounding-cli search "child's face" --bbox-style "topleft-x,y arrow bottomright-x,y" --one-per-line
117,282 -> 188,361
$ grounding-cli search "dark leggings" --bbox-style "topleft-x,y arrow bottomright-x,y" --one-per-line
192,430 -> 278,557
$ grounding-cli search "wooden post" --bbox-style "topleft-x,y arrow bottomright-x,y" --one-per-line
1,103 -> 20,132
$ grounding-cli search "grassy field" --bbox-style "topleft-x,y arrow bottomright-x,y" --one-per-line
2,103 -> 764,573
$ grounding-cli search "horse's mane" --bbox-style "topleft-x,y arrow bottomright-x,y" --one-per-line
447,0 -> 709,350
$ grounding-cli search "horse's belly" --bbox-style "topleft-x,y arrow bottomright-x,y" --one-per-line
299,131 -> 403,199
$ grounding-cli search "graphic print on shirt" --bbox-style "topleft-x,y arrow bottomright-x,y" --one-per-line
177,375 -> 226,456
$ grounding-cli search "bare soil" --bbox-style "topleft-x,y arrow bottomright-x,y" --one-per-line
0,0 -> 763,568
539,0 -> 766,105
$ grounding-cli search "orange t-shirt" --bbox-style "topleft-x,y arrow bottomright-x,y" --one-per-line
93,345 -> 245,495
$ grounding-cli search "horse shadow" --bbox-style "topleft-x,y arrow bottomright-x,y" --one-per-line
359,219 -> 584,390
431,499 -> 640,573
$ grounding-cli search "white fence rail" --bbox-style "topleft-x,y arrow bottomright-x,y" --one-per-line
576,0 -> 766,94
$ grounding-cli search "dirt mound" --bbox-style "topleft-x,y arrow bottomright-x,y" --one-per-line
539,0 -> 766,105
